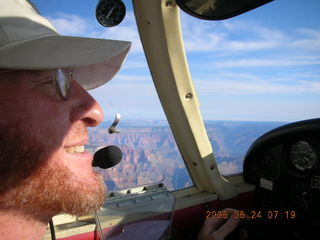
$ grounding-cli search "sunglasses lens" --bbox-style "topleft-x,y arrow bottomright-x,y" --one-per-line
56,69 -> 70,99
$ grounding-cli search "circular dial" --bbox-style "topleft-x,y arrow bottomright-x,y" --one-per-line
260,152 -> 280,179
290,141 -> 316,171
96,0 -> 126,27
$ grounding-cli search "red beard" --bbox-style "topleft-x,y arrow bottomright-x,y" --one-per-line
0,126 -> 105,216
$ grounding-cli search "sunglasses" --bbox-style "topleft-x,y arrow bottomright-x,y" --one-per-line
55,69 -> 72,100
0,68 -> 73,100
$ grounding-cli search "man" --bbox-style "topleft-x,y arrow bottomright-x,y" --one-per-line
0,0 -> 238,239
0,0 -> 130,239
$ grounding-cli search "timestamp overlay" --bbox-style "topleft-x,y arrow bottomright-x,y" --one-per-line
205,209 -> 297,224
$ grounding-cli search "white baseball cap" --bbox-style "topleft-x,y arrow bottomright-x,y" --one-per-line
0,0 -> 131,90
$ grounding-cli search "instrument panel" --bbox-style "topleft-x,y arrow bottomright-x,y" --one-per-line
242,119 -> 320,239
259,137 -> 319,180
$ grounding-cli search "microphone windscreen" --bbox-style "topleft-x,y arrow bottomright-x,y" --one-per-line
92,145 -> 122,169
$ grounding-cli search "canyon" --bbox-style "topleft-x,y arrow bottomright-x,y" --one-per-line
88,120 -> 285,191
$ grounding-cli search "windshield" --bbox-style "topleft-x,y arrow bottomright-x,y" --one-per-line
180,0 -> 320,175
30,0 -> 319,189
32,0 -> 194,191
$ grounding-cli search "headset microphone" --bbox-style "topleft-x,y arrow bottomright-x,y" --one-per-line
92,145 -> 122,169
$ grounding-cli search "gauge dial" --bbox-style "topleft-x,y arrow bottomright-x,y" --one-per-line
290,141 -> 316,171
96,0 -> 126,27
260,152 -> 280,179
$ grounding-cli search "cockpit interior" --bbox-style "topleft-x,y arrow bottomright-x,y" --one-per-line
32,0 -> 320,239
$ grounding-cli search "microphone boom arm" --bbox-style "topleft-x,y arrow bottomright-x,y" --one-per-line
108,113 -> 121,134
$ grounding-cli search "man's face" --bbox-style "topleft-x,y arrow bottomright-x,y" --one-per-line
0,70 -> 105,216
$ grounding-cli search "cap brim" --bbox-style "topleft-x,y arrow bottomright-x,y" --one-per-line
0,35 -> 131,89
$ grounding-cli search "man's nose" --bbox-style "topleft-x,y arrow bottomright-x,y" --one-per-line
69,80 -> 104,127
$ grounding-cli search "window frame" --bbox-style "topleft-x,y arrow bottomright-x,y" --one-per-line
133,0 -> 240,201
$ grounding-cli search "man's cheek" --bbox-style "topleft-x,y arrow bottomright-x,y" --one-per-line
0,134 -> 44,194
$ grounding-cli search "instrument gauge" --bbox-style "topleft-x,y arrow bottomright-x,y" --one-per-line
260,152 -> 280,180
290,141 -> 316,171
96,0 -> 126,27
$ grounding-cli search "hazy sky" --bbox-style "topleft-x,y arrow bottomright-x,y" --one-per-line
32,0 -> 320,122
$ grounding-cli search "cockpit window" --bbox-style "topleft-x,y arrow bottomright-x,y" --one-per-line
87,16 -> 193,191
180,0 -> 320,175
37,1 -> 194,191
